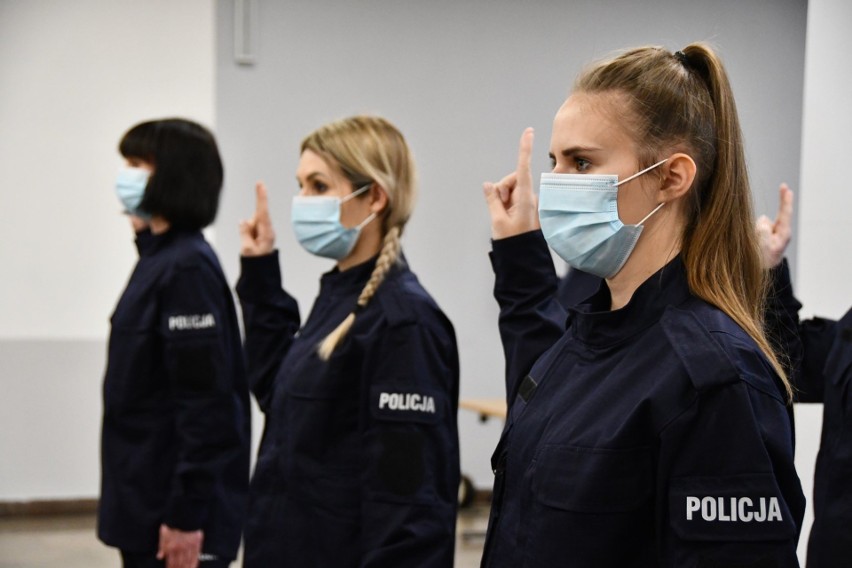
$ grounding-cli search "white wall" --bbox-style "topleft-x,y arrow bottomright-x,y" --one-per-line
793,0 -> 852,562
0,0 -> 215,500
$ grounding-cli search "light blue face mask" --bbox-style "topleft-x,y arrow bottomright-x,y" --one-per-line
115,166 -> 151,219
538,159 -> 668,279
291,184 -> 377,260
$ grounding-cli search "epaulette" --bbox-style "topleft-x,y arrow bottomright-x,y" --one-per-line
661,306 -> 740,392
376,278 -> 419,328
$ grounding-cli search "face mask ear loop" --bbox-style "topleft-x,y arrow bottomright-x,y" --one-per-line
340,183 -> 372,203
355,212 -> 378,230
637,202 -> 666,226
614,158 -> 669,187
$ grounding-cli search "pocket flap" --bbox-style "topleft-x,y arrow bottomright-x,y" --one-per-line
534,445 -> 653,512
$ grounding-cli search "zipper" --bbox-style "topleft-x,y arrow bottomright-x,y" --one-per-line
480,426 -> 511,567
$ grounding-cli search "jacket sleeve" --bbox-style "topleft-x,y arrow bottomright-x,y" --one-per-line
490,230 -> 566,402
358,316 -> 460,568
236,252 -> 300,412
659,311 -> 805,567
159,261 -> 247,531
796,316 -> 838,403
764,259 -> 804,395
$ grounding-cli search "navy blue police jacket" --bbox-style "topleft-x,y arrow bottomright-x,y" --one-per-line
566,259 -> 803,432
794,307 -> 852,568
98,229 -> 251,559
482,231 -> 805,568
236,251 -> 460,568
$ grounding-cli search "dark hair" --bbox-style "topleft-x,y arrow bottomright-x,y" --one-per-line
119,118 -> 223,229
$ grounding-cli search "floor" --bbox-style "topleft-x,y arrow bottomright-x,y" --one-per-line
0,507 -> 489,567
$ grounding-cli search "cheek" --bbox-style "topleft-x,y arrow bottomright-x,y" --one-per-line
339,199 -> 371,228
615,186 -> 650,224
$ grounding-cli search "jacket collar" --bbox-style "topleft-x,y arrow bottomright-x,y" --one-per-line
568,256 -> 692,347
134,228 -> 201,257
319,251 -> 408,297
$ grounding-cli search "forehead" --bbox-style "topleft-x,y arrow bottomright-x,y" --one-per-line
550,92 -> 633,153
296,148 -> 339,180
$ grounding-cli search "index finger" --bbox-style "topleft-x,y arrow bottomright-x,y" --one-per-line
255,181 -> 270,220
774,183 -> 793,233
516,127 -> 534,180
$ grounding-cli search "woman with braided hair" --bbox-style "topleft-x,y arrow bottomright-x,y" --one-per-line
236,115 -> 460,567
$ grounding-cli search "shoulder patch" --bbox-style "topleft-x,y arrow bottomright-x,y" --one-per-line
661,307 -> 740,392
370,384 -> 443,425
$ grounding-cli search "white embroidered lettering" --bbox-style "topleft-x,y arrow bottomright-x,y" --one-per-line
739,497 -> 753,522
377,392 -> 437,414
768,498 -> 782,521
686,496 -> 700,520
701,497 -> 717,521
685,496 -> 782,523
168,313 -> 216,331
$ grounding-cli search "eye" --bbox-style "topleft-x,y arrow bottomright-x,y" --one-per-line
549,155 -> 557,170
575,157 -> 591,172
312,181 -> 329,194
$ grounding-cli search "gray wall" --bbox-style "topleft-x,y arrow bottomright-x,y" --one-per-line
213,0 -> 807,486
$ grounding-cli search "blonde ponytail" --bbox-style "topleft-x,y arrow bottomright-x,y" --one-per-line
317,226 -> 402,360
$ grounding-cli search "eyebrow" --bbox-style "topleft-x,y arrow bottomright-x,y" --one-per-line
549,145 -> 603,161
295,171 -> 329,185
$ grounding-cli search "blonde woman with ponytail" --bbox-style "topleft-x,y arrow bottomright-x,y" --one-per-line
481,44 -> 805,567
236,115 -> 459,567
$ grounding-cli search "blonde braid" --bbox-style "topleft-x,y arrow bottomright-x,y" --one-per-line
317,227 -> 402,360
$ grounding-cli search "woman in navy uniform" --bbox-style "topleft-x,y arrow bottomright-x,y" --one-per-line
236,115 -> 460,567
99,119 -> 251,568
799,307 -> 852,567
480,45 -> 805,567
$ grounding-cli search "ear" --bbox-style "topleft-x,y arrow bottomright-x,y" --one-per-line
368,183 -> 390,215
658,153 -> 696,203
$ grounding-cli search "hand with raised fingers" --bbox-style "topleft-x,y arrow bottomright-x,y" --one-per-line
755,183 -> 794,269
482,127 -> 540,240
156,524 -> 203,568
239,181 -> 276,257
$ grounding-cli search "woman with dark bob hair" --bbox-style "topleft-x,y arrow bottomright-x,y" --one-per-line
99,118 -> 250,568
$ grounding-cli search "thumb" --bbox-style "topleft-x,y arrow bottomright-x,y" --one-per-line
238,218 -> 254,239
156,525 -> 166,560
483,182 -> 508,222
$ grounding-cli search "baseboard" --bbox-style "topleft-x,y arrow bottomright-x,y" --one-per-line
0,498 -> 98,517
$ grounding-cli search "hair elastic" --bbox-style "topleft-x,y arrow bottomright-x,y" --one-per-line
674,50 -> 689,67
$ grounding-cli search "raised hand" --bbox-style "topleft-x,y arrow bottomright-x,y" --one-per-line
755,183 -> 794,269
239,181 -> 276,257
482,127 -> 540,239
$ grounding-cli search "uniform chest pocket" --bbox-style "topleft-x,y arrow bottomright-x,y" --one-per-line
284,347 -> 359,401
533,445 -> 654,512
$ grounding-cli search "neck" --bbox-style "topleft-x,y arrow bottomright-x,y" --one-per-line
337,225 -> 382,271
605,209 -> 682,310
149,216 -> 171,235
